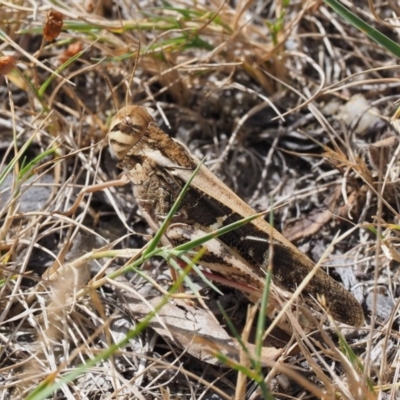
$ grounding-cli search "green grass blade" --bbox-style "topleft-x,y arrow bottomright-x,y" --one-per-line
18,146 -> 58,181
0,132 -> 38,188
145,158 -> 205,254
217,302 -> 256,367
254,267 -> 272,372
217,303 -> 272,398
174,208 -> 269,252
38,50 -> 84,97
167,249 -> 224,295
337,331 -> 375,392
323,0 -> 400,59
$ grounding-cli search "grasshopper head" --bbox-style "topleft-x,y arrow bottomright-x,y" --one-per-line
108,105 -> 154,160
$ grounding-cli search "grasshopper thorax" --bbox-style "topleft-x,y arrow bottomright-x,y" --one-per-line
108,105 -> 154,161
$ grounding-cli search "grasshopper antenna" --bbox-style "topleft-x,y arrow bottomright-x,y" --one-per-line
105,75 -> 120,113
125,42 -> 141,106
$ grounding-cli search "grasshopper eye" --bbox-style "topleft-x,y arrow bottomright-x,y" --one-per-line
108,105 -> 154,161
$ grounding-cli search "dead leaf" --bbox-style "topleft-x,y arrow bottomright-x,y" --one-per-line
284,187 -> 341,242
368,135 -> 399,174
336,185 -> 367,221
284,184 -> 366,242
124,294 -> 282,365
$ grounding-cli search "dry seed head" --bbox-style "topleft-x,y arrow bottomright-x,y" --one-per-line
108,105 -> 154,160
0,55 -> 16,75
43,10 -> 64,41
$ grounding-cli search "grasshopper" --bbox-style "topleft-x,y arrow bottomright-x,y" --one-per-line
67,104 -> 364,326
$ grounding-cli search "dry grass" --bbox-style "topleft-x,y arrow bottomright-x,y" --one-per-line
1,0 -> 400,399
